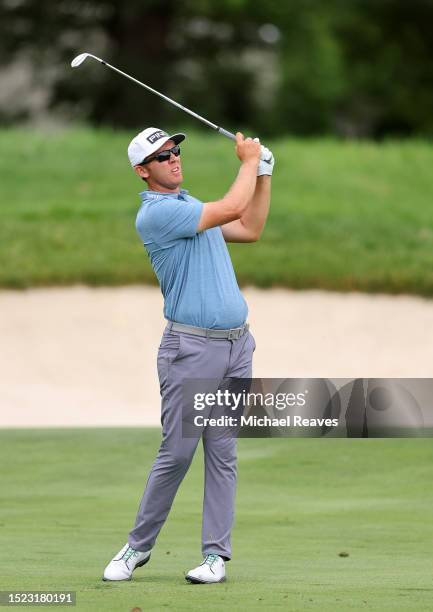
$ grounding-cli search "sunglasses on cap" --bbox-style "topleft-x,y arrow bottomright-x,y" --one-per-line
140,145 -> 181,165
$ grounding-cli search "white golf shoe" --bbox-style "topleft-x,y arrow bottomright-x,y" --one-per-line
103,543 -> 151,581
185,554 -> 226,584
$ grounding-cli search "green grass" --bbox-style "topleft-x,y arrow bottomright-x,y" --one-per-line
1,429 -> 433,611
1,127 -> 433,294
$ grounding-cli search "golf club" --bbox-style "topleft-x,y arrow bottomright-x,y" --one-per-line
71,52 -> 236,141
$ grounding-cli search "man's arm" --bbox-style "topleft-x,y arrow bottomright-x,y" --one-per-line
196,133 -> 261,233
221,175 -> 271,243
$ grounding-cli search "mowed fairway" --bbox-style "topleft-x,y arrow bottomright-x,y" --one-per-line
1,429 -> 432,611
1,128 -> 433,294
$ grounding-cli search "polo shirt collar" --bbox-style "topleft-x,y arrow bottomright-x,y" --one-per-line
140,188 -> 189,202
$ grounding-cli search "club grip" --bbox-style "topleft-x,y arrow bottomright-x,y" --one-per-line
218,127 -> 237,141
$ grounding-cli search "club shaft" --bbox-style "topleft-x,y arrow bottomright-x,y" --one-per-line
97,58 -> 236,141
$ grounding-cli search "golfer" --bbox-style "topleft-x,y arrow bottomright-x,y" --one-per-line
103,127 -> 274,584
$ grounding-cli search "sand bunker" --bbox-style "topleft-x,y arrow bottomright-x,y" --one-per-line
1,286 -> 432,427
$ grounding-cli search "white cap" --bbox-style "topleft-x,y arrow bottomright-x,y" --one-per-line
127,127 -> 186,167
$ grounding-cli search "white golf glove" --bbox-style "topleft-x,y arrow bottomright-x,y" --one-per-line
253,138 -> 275,176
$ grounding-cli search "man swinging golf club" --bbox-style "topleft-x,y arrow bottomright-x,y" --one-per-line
103,126 -> 274,584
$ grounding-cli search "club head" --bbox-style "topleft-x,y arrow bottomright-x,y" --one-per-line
71,53 -> 91,68
71,52 -> 103,68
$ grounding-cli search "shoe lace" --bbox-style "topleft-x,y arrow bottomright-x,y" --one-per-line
204,554 -> 219,568
122,546 -> 139,562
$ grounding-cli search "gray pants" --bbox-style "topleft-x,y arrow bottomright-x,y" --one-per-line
128,323 -> 255,559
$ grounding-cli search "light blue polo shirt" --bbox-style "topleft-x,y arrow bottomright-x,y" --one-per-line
135,188 -> 248,329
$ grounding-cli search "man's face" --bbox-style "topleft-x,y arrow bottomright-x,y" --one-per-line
134,139 -> 183,192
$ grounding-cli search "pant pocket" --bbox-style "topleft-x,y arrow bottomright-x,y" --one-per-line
157,334 -> 183,392
249,331 -> 256,352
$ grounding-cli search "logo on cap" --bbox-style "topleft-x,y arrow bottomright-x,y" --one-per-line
147,130 -> 168,144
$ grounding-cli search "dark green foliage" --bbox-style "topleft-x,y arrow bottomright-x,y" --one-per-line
1,1 -> 432,137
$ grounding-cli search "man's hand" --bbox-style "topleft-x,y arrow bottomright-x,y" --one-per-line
253,138 -> 275,177
221,137 -> 272,242
235,132 -> 261,166
197,132 -> 259,233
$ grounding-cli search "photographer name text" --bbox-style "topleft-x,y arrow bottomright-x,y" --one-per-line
193,415 -> 339,428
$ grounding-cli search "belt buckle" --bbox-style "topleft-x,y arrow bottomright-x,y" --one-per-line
228,328 -> 238,340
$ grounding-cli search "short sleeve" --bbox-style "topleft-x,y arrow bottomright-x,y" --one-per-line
146,198 -> 203,244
